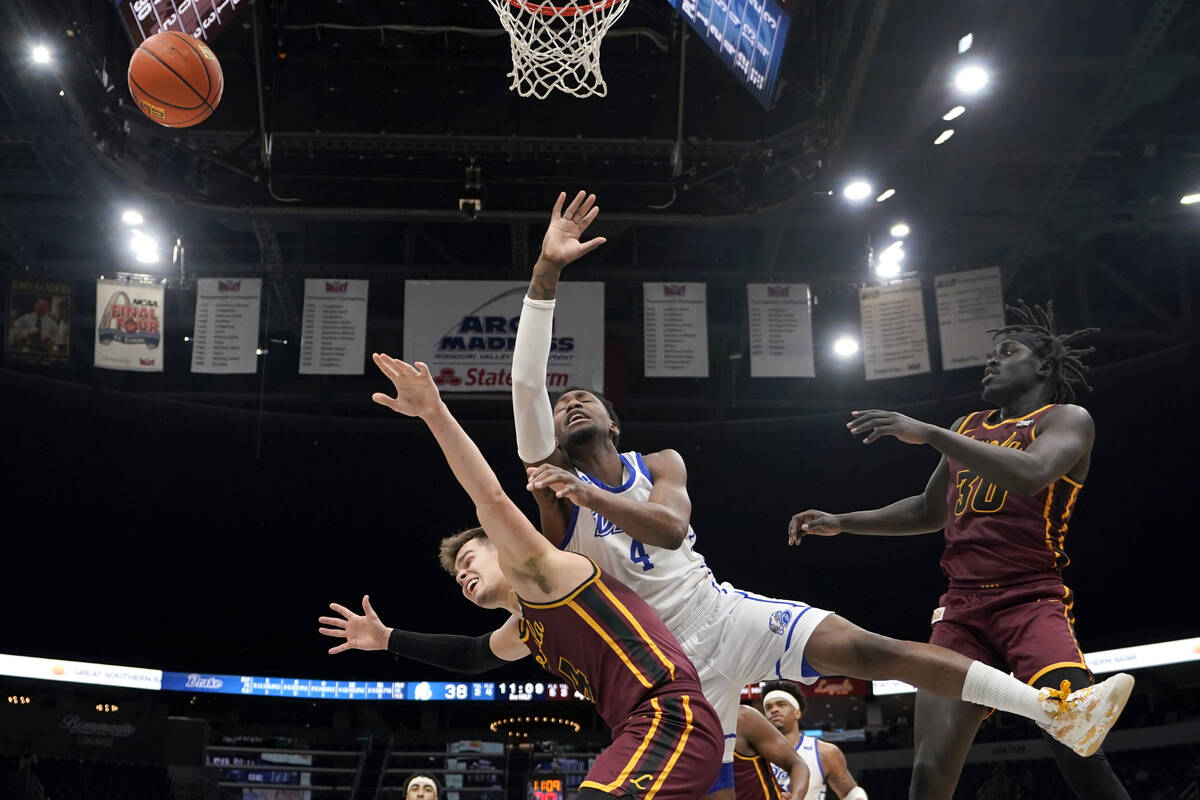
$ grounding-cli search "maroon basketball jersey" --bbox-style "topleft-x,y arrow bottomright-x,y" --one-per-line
517,560 -> 706,730
734,752 -> 783,800
941,404 -> 1085,586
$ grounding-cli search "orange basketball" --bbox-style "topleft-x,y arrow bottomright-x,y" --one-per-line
128,31 -> 223,128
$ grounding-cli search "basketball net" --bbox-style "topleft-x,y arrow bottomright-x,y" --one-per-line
486,0 -> 631,99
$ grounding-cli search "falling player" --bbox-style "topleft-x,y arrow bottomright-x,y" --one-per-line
760,680 -> 864,800
733,703 -> 812,800
504,192 -> 1132,799
320,355 -> 723,800
791,301 -> 1130,799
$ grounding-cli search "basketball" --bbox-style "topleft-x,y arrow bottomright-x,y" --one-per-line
127,31 -> 223,128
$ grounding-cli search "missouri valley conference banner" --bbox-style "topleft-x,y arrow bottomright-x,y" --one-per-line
403,280 -> 604,392
94,278 -> 165,372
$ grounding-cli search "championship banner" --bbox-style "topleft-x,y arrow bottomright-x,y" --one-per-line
94,278 -> 165,372
643,282 -> 709,378
403,280 -> 604,393
190,278 -> 262,374
859,278 -> 930,380
6,279 -> 71,366
935,267 -> 1006,370
299,279 -> 369,375
747,283 -> 815,378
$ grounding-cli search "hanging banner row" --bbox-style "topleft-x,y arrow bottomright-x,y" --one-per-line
6,268 -> 1004,383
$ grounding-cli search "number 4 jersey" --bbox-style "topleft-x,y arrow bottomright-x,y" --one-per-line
942,404 -> 1084,587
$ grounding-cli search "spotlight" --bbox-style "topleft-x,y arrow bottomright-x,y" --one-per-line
833,337 -> 860,358
958,33 -> 974,54
954,65 -> 989,94
875,189 -> 896,203
843,180 -> 873,202
943,105 -> 966,121
1181,193 -> 1200,205
890,223 -> 910,238
122,209 -> 144,226
31,45 -> 51,65
934,129 -> 955,145
875,241 -> 905,277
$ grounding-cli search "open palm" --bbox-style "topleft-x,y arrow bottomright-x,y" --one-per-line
371,353 -> 441,418
540,190 -> 606,267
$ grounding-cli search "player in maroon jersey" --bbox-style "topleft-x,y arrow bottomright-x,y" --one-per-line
319,355 -> 722,800
732,705 -> 810,800
790,301 -> 1129,800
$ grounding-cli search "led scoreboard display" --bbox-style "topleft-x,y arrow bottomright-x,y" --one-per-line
528,775 -> 565,800
665,0 -> 792,108
159,672 -> 584,703
114,0 -> 246,43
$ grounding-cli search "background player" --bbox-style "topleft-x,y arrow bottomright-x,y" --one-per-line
760,681 -> 864,800
733,704 -> 811,800
319,355 -> 723,800
506,192 -> 1133,798
790,301 -> 1129,799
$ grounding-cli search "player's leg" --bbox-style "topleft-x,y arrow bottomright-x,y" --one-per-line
909,692 -> 989,800
1035,668 -> 1130,799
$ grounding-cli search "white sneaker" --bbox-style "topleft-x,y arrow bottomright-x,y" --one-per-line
1037,673 -> 1134,757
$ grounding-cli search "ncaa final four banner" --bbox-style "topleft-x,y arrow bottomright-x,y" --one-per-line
94,279 -> 165,372
402,281 -> 604,393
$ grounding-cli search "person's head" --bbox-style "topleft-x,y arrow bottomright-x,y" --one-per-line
33,298 -> 50,317
761,680 -> 807,735
438,527 -> 510,609
983,300 -> 1098,407
551,388 -> 621,454
405,774 -> 440,800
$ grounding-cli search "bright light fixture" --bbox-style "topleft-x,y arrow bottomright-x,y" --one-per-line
958,33 -> 973,54
135,250 -> 160,264
31,45 -> 51,65
833,336 -> 860,357
1181,193 -> 1200,205
934,129 -> 956,145
943,105 -> 966,121
875,261 -> 902,278
954,65 -> 989,93
875,188 -> 896,202
890,223 -> 910,238
122,209 -> 144,226
130,230 -> 156,253
843,180 -> 873,201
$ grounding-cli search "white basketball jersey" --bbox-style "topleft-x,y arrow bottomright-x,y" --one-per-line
561,451 -> 720,640
771,736 -> 825,800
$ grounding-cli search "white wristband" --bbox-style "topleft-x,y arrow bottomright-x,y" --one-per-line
844,787 -> 868,800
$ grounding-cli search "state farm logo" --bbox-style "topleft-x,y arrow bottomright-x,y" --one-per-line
433,367 -> 462,387
663,284 -> 686,296
185,673 -> 224,689
139,358 -> 156,367
325,281 -> 348,293
767,285 -> 790,297
218,280 -> 241,292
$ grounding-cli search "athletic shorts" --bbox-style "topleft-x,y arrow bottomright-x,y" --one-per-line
581,692 -> 722,800
928,577 -> 1089,685
680,585 -> 833,763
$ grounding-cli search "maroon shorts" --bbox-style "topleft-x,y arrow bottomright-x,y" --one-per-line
581,691 -> 722,800
928,577 -> 1089,685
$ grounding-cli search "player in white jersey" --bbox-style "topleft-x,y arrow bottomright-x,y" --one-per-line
761,680 -> 863,800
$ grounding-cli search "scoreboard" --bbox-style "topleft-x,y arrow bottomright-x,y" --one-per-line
528,775 -> 565,800
160,672 -> 586,703
114,0 -> 246,43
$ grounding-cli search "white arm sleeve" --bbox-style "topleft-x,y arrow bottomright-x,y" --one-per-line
512,296 -> 558,463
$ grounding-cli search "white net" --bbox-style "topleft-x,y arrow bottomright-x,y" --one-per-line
486,0 -> 632,99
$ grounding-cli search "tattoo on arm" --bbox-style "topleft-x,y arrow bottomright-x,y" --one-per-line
527,268 -> 559,300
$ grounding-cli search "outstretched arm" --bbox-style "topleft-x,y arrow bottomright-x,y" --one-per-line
372,353 -> 556,578
737,706 -> 810,797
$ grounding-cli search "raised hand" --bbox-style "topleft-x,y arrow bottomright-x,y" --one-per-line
787,509 -> 843,545
539,190 -> 607,269
847,409 -> 934,445
371,354 -> 442,419
526,464 -> 595,507
318,595 -> 391,655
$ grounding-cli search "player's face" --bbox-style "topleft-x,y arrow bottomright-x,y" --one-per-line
981,337 -> 1044,403
453,539 -> 509,609
33,299 -> 49,317
763,697 -> 801,733
553,390 -> 617,450
406,780 -> 437,800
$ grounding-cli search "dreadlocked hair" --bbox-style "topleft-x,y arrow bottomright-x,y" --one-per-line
988,299 -> 1099,404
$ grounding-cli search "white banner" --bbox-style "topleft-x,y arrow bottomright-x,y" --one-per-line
299,279 -> 369,375
644,282 -> 709,378
190,278 -> 262,374
860,278 -> 930,380
403,281 -> 604,393
94,279 -> 165,372
935,267 -> 1005,370
0,653 -> 161,691
747,283 -> 814,378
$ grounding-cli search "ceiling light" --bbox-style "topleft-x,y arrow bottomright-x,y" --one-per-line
890,223 -> 910,238
943,105 -> 965,121
958,33 -> 973,54
122,209 -> 144,225
1181,193 -> 1200,205
833,336 -> 860,358
875,260 -> 902,278
130,230 -> 157,253
875,188 -> 895,202
31,45 -> 51,65
135,250 -> 160,264
954,65 -> 989,94
843,180 -> 873,202
934,129 -> 955,145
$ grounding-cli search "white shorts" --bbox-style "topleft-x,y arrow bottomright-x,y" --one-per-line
677,583 -> 833,762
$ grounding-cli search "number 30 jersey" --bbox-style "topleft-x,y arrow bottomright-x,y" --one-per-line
942,404 -> 1085,587
561,451 -> 721,643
